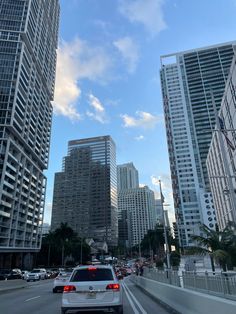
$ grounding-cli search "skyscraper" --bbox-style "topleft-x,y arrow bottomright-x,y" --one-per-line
118,186 -> 156,247
160,42 -> 236,247
117,163 -> 139,191
0,0 -> 59,268
51,136 -> 118,247
207,54 -> 236,230
117,162 -> 139,247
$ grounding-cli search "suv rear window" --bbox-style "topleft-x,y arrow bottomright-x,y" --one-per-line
70,268 -> 113,282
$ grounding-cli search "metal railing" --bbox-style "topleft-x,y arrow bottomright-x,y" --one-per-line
144,268 -> 180,287
142,268 -> 236,301
182,271 -> 236,300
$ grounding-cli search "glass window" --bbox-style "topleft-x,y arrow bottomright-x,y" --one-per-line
70,268 -> 114,282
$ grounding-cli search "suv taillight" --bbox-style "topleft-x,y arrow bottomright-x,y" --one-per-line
63,285 -> 76,293
106,283 -> 120,291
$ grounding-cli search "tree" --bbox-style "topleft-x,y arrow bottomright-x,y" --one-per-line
37,223 -> 91,267
141,225 -> 165,257
43,231 -> 56,266
189,223 -> 236,272
54,223 -> 77,266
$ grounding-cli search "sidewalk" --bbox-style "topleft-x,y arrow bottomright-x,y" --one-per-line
0,279 -> 28,293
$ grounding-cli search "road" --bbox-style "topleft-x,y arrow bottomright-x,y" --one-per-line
0,277 -> 172,314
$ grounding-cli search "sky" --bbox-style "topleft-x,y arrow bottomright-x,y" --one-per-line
44,0 -> 236,225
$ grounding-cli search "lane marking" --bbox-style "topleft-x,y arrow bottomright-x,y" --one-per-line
122,283 -> 139,314
123,280 -> 147,314
25,296 -> 41,302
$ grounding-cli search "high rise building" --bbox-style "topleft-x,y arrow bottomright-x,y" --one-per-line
51,136 -> 118,247
207,54 -> 236,230
0,0 -> 59,268
154,199 -> 163,224
160,42 -> 236,247
118,186 -> 156,247
117,162 -> 139,247
117,163 -> 139,191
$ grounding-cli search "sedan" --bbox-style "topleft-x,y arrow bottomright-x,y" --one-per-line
53,272 -> 72,293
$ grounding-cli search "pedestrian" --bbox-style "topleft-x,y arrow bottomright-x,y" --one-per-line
140,265 -> 144,276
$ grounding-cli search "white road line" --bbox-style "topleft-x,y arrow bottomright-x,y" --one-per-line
123,280 -> 148,314
122,283 -> 139,314
25,296 -> 41,302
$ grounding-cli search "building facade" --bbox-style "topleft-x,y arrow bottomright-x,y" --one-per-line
160,42 -> 236,247
117,162 -> 139,247
117,163 -> 139,191
118,186 -> 156,247
207,54 -> 236,230
0,0 -> 59,268
51,136 -> 118,247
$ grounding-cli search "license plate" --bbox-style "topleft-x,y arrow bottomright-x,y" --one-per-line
87,292 -> 96,299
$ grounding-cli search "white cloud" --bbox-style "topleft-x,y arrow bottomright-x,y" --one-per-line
119,0 -> 167,36
121,111 -> 163,129
113,37 -> 139,73
86,93 -> 108,124
135,135 -> 145,141
151,174 -> 172,190
53,38 -> 112,120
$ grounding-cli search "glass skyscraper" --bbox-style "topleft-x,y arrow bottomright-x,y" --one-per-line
51,136 -> 118,247
160,42 -> 236,247
0,0 -> 59,268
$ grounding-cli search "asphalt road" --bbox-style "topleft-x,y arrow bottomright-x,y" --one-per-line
0,277 -> 172,314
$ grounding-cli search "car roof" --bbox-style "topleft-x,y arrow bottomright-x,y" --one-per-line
73,265 -> 113,270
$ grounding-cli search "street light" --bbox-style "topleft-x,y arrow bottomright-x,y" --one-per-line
62,238 -> 68,267
80,237 -> 83,265
159,180 -> 171,269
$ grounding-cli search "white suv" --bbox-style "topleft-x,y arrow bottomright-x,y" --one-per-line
26,269 -> 46,281
61,265 -> 123,314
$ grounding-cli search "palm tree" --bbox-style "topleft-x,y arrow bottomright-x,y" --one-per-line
43,231 -> 56,266
54,223 -> 77,266
189,223 -> 235,272
141,225 -> 165,256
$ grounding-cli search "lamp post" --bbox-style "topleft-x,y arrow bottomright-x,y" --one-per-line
159,180 -> 171,269
62,238 -> 68,267
80,237 -> 83,265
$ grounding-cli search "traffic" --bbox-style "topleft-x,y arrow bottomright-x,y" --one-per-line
0,261 -> 172,314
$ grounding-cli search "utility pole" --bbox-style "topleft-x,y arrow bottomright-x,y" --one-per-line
159,180 -> 171,269
80,237 -> 83,265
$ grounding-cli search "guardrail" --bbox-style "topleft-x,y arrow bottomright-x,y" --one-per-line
143,268 -> 236,300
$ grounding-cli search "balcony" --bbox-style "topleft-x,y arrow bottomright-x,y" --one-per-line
0,232 -> 9,238
0,221 -> 10,228
1,200 -> 12,208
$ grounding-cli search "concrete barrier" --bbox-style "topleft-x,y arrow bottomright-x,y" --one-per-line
132,275 -> 236,314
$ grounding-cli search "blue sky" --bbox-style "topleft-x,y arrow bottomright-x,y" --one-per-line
44,0 -> 236,224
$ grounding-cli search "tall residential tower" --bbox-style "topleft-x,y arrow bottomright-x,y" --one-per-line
160,42 -> 236,247
207,54 -> 236,230
0,0 -> 59,268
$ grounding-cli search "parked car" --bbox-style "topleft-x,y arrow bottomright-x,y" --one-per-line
53,271 -> 72,293
26,269 -> 46,281
61,265 -> 123,314
0,269 -> 22,280
21,270 -> 29,280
